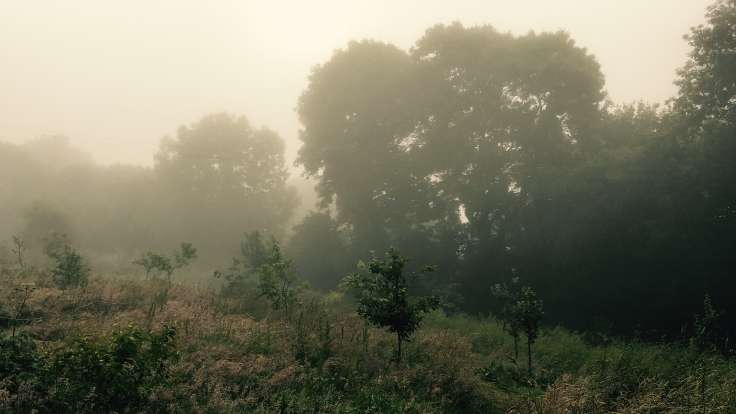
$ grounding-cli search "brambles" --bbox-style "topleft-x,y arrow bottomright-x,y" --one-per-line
0,324 -> 177,413
342,248 -> 440,362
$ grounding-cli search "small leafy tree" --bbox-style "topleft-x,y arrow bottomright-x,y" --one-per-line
216,231 -> 303,315
515,286 -> 544,376
492,279 -> 544,375
133,253 -> 171,280
44,233 -> 89,289
255,239 -> 303,316
133,242 -> 197,283
133,243 -> 196,327
691,294 -> 721,352
214,231 -> 270,297
490,277 -> 523,361
342,248 -> 440,363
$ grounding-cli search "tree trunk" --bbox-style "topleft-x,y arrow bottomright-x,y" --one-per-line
513,335 -> 519,361
527,337 -> 533,377
396,333 -> 403,363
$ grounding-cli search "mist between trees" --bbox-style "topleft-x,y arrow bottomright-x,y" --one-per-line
1,1 -> 735,341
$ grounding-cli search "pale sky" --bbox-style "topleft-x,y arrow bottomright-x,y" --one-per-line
0,0 -> 711,167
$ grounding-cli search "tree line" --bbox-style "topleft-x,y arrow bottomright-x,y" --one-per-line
289,1 -> 736,337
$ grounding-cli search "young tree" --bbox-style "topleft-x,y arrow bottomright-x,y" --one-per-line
691,294 -> 722,352
133,243 -> 197,283
490,277 -> 523,361
132,243 -> 196,327
254,237 -> 303,316
44,233 -> 89,289
217,231 -> 304,315
492,279 -> 544,375
515,286 -> 544,376
133,253 -> 171,280
342,248 -> 440,363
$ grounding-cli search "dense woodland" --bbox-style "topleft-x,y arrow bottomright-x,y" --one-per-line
1,0 -> 735,356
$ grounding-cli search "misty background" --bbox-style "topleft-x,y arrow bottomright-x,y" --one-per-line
1,0 -> 709,166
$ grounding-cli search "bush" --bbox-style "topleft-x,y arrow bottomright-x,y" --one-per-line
0,325 -> 178,413
0,333 -> 42,383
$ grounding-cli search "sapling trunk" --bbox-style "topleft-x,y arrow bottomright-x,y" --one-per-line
396,333 -> 403,363
527,337 -> 533,377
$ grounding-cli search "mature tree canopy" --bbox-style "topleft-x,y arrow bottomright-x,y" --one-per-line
155,113 -> 298,261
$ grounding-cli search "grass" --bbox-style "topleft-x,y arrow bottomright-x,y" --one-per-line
1,270 -> 735,413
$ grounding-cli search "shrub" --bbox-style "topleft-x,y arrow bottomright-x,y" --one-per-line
44,324 -> 178,413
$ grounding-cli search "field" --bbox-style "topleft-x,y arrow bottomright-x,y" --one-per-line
2,267 -> 735,414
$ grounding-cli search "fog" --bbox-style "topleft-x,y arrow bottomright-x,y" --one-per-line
1,0 -> 709,166
5,3 -> 736,410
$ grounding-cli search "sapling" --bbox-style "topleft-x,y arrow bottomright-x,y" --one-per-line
255,240 -> 303,317
491,277 -> 523,361
44,233 -> 89,289
491,278 -> 544,376
515,286 -> 544,376
342,248 -> 440,363
133,243 -> 197,327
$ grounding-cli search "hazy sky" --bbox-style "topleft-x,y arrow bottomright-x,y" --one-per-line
1,0 -> 711,167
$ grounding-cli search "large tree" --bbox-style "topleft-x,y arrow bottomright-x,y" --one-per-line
155,113 -> 297,260
297,41 -> 460,279
411,24 -> 606,311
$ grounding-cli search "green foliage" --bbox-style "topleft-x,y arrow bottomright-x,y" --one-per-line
154,113 -> 298,260
342,248 -> 440,362
133,252 -> 171,279
291,3 -> 736,337
491,280 -> 544,376
516,286 -> 544,376
255,238 -> 303,315
490,278 -> 523,359
691,294 -> 722,352
133,242 -> 197,282
214,231 -> 268,295
0,325 -> 177,414
0,332 -> 41,382
44,233 -> 89,289
218,231 -> 304,315
44,324 -> 177,412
